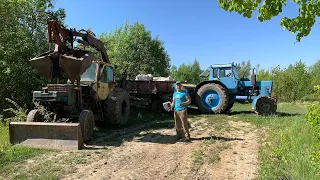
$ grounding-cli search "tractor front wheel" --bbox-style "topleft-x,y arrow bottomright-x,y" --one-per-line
104,87 -> 130,127
27,109 -> 44,122
254,97 -> 277,116
79,110 -> 95,143
195,83 -> 229,114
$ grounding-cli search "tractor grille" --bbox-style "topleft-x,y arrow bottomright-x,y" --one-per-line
47,84 -> 67,92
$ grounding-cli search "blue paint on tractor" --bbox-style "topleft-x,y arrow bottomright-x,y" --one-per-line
201,89 -> 220,110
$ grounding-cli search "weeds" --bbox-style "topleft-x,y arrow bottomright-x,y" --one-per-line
209,144 -> 231,164
1,98 -> 27,125
192,150 -> 205,164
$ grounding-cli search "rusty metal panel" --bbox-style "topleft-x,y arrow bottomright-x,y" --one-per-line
155,81 -> 175,93
126,80 -> 175,94
9,122 -> 84,150
47,84 -> 67,92
59,50 -> 93,82
30,50 -> 93,82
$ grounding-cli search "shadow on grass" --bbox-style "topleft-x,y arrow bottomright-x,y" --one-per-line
135,132 -> 244,144
227,110 -> 302,117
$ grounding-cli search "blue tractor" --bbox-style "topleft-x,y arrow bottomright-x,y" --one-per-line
186,63 -> 277,115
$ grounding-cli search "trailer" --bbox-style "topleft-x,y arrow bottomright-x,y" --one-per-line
125,78 -> 175,113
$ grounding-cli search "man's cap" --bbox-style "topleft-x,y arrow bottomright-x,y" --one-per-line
175,81 -> 181,84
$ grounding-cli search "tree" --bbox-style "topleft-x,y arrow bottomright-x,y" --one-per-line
99,22 -> 170,80
170,59 -> 203,84
236,60 -> 252,78
217,0 -> 319,42
309,60 -> 320,87
271,60 -> 311,101
0,0 -> 66,111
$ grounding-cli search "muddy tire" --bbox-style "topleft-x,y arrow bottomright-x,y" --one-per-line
152,98 -> 164,113
104,87 -> 130,127
26,109 -> 43,122
195,83 -> 229,114
79,110 -> 95,143
224,100 -> 235,112
254,97 -> 277,116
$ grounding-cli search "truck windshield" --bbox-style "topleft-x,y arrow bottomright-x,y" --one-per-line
80,63 -> 96,81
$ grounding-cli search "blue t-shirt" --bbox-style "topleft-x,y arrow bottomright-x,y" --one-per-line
173,90 -> 189,111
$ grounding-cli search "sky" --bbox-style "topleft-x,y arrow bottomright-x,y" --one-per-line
54,0 -> 320,70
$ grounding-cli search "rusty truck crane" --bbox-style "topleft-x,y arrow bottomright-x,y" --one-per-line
9,20 -> 130,150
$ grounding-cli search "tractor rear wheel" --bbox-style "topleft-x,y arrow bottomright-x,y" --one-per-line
195,83 -> 229,114
27,109 -> 44,122
224,100 -> 235,113
104,87 -> 130,127
254,97 -> 277,116
79,110 -> 95,143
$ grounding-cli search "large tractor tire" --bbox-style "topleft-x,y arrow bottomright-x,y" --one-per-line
27,109 -> 44,122
104,87 -> 130,127
224,100 -> 235,113
195,83 -> 229,114
254,97 -> 277,116
79,110 -> 95,143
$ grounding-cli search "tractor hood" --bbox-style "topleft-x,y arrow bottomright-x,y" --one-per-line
30,49 -> 93,82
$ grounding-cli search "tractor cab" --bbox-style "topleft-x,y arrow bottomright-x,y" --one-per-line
200,63 -> 240,94
80,61 -> 116,101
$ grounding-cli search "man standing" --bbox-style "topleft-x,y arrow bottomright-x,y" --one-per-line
171,81 -> 191,142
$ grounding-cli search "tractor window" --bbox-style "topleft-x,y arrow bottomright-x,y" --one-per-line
212,68 -> 218,78
219,68 -> 233,78
107,66 -> 114,82
101,66 -> 114,83
80,63 -> 97,81
232,66 -> 240,79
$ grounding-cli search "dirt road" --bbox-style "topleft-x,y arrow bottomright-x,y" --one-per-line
3,114 -> 261,180
62,116 -> 261,180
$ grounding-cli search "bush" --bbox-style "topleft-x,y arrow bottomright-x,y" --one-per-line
305,103 -> 320,170
1,98 -> 27,126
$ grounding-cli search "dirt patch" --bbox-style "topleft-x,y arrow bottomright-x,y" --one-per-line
2,116 -> 261,180
60,118 -> 260,180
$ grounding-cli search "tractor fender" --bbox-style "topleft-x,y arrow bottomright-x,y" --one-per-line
195,80 -> 228,93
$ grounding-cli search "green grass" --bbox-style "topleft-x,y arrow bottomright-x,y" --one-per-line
230,102 -> 319,179
209,144 -> 231,164
192,149 -> 205,164
0,124 -> 52,172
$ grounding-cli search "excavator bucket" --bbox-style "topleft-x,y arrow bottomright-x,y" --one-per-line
9,122 -> 84,150
30,49 -> 93,82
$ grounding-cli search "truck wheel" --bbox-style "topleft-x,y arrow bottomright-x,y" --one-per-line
254,97 -> 277,116
104,87 -> 130,127
196,83 -> 229,114
27,109 -> 43,122
152,99 -> 164,113
79,110 -> 95,143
